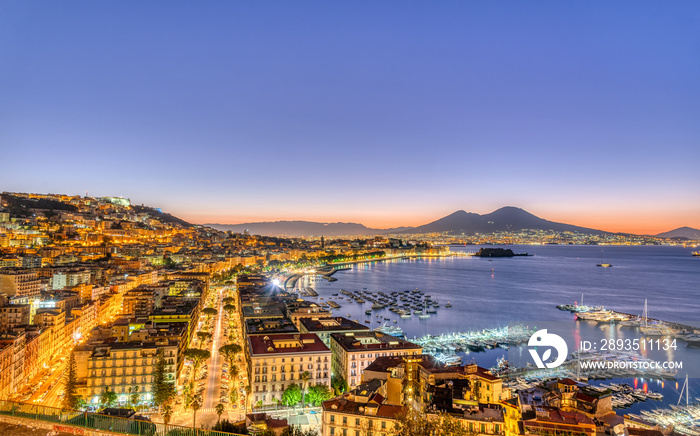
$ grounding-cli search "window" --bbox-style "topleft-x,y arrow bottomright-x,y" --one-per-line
343,417 -> 347,425
355,418 -> 360,426
381,421 -> 386,429
330,415 -> 335,424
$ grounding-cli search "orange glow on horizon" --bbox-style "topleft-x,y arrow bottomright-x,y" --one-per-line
182,208 -> 699,236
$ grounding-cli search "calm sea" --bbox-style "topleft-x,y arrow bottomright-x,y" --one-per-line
296,245 -> 700,413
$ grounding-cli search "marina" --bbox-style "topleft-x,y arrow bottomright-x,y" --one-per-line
557,296 -> 700,344
291,245 -> 699,419
413,324 -> 536,355
625,376 -> 699,435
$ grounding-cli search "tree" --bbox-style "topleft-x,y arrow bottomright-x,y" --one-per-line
202,307 -> 218,320
163,257 -> 177,269
191,395 -> 202,429
183,348 -> 211,375
331,374 -> 348,395
229,388 -> 238,405
230,364 -> 240,379
213,419 -> 248,434
183,384 -> 193,411
215,402 -> 225,423
196,331 -> 212,347
223,304 -> 236,313
152,350 -> 177,410
128,386 -> 140,408
161,404 -> 173,426
281,426 -> 319,436
99,387 -> 117,408
281,383 -> 302,407
300,371 -> 311,409
391,409 -> 470,436
306,384 -> 334,407
219,344 -> 242,369
222,297 -> 236,305
63,352 -> 80,410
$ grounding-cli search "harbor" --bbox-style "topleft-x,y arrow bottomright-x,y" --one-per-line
625,376 -> 699,436
557,296 -> 700,346
287,245 -> 700,420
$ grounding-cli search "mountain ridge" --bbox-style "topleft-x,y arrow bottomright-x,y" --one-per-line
205,220 -> 411,237
655,226 -> 700,240
206,206 -> 608,237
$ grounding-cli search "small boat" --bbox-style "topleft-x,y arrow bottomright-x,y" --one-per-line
365,310 -> 372,316
597,250 -> 612,267
445,302 -> 452,308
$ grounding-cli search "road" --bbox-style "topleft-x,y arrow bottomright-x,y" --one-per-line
20,355 -> 68,408
203,288 -> 225,409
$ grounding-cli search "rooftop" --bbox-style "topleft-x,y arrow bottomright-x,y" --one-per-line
330,331 -> 422,352
322,395 -> 405,419
248,333 -> 330,356
299,316 -> 369,333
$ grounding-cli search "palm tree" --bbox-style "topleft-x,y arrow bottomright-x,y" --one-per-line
162,404 -> 173,426
215,403 -> 225,423
300,371 -> 311,409
191,395 -> 202,429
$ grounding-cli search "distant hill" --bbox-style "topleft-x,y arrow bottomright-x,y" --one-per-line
206,221 -> 411,237
132,205 -> 192,228
207,207 -> 607,236
655,226 -> 700,240
406,207 -> 605,235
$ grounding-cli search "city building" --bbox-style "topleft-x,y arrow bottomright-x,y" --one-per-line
330,332 -> 422,388
0,304 -> 31,330
0,270 -> 41,299
321,389 -> 405,436
298,317 -> 369,347
74,339 -> 178,406
246,333 -> 331,407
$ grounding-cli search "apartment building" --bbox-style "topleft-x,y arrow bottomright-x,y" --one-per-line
247,333 -> 331,407
0,270 -> 41,299
321,390 -> 405,436
0,332 -> 26,399
0,304 -> 31,330
74,339 -> 178,406
330,332 -> 422,388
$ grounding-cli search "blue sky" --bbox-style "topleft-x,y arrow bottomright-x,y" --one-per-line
1,1 -> 699,233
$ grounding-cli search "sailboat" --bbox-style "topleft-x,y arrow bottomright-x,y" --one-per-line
639,299 -> 676,336
597,250 -> 612,267
418,301 -> 431,319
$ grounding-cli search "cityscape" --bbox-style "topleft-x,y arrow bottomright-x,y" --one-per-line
2,2 -> 699,436
0,191 -> 698,436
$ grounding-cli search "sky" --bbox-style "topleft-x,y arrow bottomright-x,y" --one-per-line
1,1 -> 699,235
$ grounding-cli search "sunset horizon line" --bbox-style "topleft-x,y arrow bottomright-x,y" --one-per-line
186,208 -> 699,236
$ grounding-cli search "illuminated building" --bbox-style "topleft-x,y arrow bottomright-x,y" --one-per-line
330,332 -> 422,388
74,339 -> 178,405
246,333 -> 331,406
